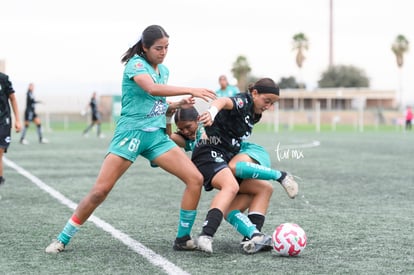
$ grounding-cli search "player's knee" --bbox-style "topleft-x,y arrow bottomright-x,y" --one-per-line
89,189 -> 110,204
223,181 -> 239,197
186,170 -> 203,188
261,181 -> 274,195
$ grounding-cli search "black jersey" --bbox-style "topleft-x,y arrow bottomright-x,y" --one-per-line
0,73 -> 15,127
204,93 -> 261,154
25,90 -> 38,113
90,98 -> 98,116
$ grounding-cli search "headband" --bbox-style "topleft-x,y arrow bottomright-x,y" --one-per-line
253,85 -> 280,96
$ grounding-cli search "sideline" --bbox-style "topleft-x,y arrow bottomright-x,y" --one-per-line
4,157 -> 190,275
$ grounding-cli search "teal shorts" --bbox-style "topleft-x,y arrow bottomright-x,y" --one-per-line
107,128 -> 176,162
239,142 -> 271,168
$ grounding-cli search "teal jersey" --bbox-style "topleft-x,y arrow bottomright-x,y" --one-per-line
117,55 -> 169,131
215,85 -> 240,98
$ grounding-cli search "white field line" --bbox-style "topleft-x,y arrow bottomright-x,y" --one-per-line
276,140 -> 321,150
4,157 -> 190,275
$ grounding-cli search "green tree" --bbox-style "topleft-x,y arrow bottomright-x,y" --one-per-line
278,76 -> 301,89
391,34 -> 409,107
292,33 -> 309,88
318,65 -> 369,88
292,33 -> 309,69
231,55 -> 251,92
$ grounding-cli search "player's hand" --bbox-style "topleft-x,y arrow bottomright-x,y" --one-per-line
179,96 -> 195,109
14,121 -> 22,133
190,88 -> 216,102
198,111 -> 213,127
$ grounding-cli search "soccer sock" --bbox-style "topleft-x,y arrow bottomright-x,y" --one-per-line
57,214 -> 82,245
201,208 -> 223,237
226,209 -> 260,239
176,209 -> 197,238
20,126 -> 28,140
36,124 -> 43,141
83,124 -> 93,134
235,162 -> 283,181
97,124 -> 101,136
247,212 -> 265,232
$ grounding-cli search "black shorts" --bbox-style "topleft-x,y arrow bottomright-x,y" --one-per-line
92,112 -> 100,122
191,141 -> 236,191
24,110 -> 37,121
0,125 -> 11,152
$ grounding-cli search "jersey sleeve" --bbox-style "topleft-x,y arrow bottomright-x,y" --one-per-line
124,57 -> 150,79
1,74 -> 15,96
230,94 -> 249,113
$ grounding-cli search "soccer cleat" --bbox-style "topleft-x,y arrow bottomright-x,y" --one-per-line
20,139 -> 29,145
0,177 -> 5,186
45,239 -> 65,253
195,235 -> 213,253
242,233 -> 272,254
280,174 -> 299,199
173,235 -> 197,251
40,138 -> 49,144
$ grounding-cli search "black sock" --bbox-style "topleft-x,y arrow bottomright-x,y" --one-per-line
248,213 -> 265,232
201,208 -> 223,237
277,171 -> 287,183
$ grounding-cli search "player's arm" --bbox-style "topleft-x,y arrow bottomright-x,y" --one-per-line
9,93 -> 21,132
198,97 -> 234,127
169,133 -> 186,148
133,74 -> 216,102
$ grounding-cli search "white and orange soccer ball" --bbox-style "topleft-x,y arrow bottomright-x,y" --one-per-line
272,223 -> 307,256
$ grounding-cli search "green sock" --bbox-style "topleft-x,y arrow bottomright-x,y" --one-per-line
57,219 -> 80,245
177,209 -> 197,238
235,162 -> 282,180
226,210 -> 259,239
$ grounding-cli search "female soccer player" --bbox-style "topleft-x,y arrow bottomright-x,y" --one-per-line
45,25 -> 215,253
0,72 -> 21,187
190,78 -> 298,253
82,92 -> 104,138
19,83 -> 48,144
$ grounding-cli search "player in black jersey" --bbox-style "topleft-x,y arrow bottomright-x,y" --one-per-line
0,72 -> 22,186
19,83 -> 48,144
191,78 -> 299,254
82,92 -> 104,138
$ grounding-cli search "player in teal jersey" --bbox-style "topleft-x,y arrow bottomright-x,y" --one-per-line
45,25 -> 215,253
215,75 -> 240,98
168,106 -> 296,253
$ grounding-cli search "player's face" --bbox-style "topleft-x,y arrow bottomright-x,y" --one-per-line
252,91 -> 279,114
144,37 -> 169,65
176,120 -> 198,140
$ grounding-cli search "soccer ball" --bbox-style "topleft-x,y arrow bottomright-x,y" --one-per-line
272,223 -> 307,256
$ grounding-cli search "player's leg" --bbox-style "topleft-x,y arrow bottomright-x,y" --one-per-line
33,116 -> 47,143
45,153 -> 132,253
229,152 -> 298,199
0,149 -> 4,186
195,168 -> 240,253
20,116 -> 30,144
152,146 -> 203,251
0,125 -> 10,185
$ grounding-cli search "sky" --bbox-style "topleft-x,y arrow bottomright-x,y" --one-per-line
1,0 -> 413,107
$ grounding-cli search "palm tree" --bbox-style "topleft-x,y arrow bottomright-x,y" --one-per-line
292,32 -> 309,88
231,55 -> 251,92
391,34 -> 409,108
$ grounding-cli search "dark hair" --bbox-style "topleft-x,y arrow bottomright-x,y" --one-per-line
247,77 -> 279,96
121,25 -> 169,64
174,107 -> 199,124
